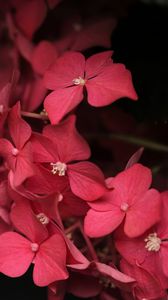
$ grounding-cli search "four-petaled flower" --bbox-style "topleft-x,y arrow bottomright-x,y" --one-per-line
44,51 -> 138,124
84,164 -> 161,238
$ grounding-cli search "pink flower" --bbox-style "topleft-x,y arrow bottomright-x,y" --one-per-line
120,259 -> 167,300
0,102 -> 34,186
84,163 -> 161,238
0,198 -> 68,286
41,115 -> 107,200
44,51 -> 138,124
115,191 -> 168,279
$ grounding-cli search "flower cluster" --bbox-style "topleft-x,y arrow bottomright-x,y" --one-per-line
0,1 -> 167,300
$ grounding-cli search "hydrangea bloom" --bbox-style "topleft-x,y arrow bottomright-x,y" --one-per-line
44,51 -> 138,124
84,164 -> 161,238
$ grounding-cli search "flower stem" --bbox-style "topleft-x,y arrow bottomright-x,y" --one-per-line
79,222 -> 98,261
21,111 -> 48,120
87,132 -> 168,153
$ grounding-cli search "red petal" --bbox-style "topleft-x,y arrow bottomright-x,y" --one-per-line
95,262 -> 135,288
65,236 -> 89,269
86,64 -> 138,107
8,102 -> 31,149
15,31 -> 33,62
0,139 -> 16,170
84,209 -> 124,237
120,259 -> 166,299
85,51 -> 113,78
113,163 -> 152,204
160,244 -> 168,277
43,115 -> 90,163
115,226 -> 148,265
31,133 -> 56,162
10,198 -> 48,243
33,233 -> 68,286
157,192 -> 168,237
44,86 -> 83,124
44,51 -> 85,90
124,189 -> 161,237
21,76 -> 47,112
59,189 -> 89,220
14,0 -> 47,39
12,156 -> 34,187
31,41 -> 58,75
0,232 -> 34,277
68,161 -> 106,201
88,188 -> 122,212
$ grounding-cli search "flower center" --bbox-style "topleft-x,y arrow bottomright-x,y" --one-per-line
11,148 -> 19,156
58,193 -> 63,202
50,161 -> 67,176
36,213 -> 49,225
144,232 -> 161,252
120,202 -> 129,212
73,22 -> 82,32
72,76 -> 86,86
31,243 -> 39,252
0,104 -> 4,114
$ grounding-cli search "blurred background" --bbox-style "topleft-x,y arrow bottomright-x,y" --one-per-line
0,0 -> 168,299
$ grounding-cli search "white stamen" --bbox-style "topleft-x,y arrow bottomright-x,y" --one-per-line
11,148 -> 19,156
36,213 -> 49,225
31,243 -> 39,252
120,202 -> 129,212
144,232 -> 161,252
73,76 -> 86,86
50,161 -> 67,176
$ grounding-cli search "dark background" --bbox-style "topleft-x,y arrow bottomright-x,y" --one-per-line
0,0 -> 168,299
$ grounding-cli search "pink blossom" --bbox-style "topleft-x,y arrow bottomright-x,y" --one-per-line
115,192 -> 168,279
41,115 -> 107,200
44,51 -> 138,124
0,198 -> 68,286
120,259 -> 167,300
0,102 -> 35,186
84,163 -> 161,238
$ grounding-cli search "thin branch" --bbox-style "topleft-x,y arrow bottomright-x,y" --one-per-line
87,132 -> 168,153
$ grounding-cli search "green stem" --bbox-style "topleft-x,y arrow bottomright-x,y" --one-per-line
87,133 -> 168,153
21,111 -> 48,120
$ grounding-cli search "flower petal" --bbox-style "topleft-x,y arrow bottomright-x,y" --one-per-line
44,51 -> 85,90
10,198 -> 48,243
124,189 -> 161,237
0,232 -> 34,277
33,233 -> 68,286
44,86 -> 83,124
85,51 -> 113,78
84,209 -> 124,237
14,0 -> 47,39
112,164 -> 152,204
86,64 -> 138,107
95,262 -> 135,288
31,41 -> 58,75
43,115 -> 90,162
8,102 -> 31,149
68,161 -> 106,201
